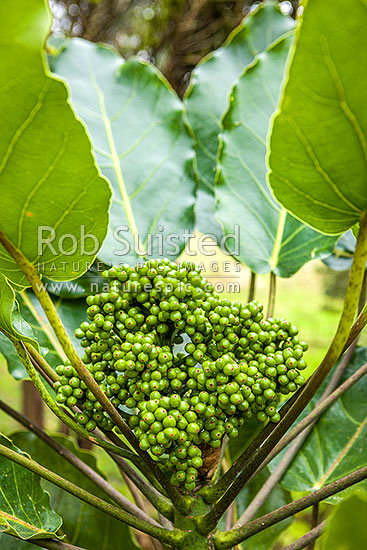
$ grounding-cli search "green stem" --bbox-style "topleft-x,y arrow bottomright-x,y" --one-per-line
266,272 -> 277,319
0,398 -> 160,527
0,230 -> 187,513
359,269 -> 367,311
199,212 -> 367,534
28,351 -> 56,387
25,341 -> 59,383
0,443 -> 182,546
247,271 -> 256,302
343,303 -> 367,351
214,465 -> 367,549
308,503 -> 319,550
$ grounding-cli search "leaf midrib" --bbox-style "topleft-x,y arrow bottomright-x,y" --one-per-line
90,72 -> 145,256
315,417 -> 367,488
0,510 -> 41,533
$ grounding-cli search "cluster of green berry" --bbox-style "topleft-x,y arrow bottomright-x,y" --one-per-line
54,259 -> 308,491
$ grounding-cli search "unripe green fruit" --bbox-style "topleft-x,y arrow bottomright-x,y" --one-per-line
85,420 -> 97,432
155,407 -> 167,421
65,259 -> 308,493
187,422 -> 200,435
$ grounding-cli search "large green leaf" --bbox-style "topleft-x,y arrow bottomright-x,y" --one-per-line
0,0 -> 111,288
321,492 -> 367,550
2,432 -> 138,550
0,434 -> 62,540
52,38 -> 195,266
272,347 -> 367,493
268,0 -> 367,234
216,36 -> 337,277
184,1 -> 294,237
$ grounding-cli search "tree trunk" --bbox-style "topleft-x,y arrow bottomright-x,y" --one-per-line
22,380 -> 44,427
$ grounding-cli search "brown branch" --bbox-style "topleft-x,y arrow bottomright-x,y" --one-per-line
110,454 -> 173,520
248,271 -> 256,302
284,520 -> 327,550
267,272 -> 276,319
25,342 -> 59,383
308,503 -> 319,550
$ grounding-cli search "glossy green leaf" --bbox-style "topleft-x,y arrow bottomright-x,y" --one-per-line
323,230 -> 356,271
184,1 -> 294,237
268,0 -> 367,234
0,433 -> 62,540
321,492 -> 367,550
52,39 -> 195,266
216,36 -> 337,277
5,432 -> 138,550
237,469 -> 290,550
0,536 -> 33,549
272,347 -> 367,493
0,0 -> 111,288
